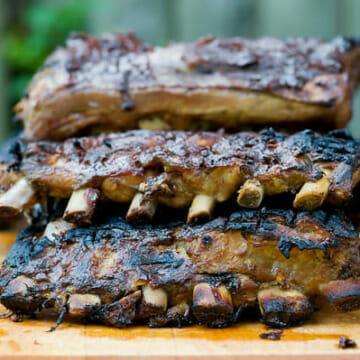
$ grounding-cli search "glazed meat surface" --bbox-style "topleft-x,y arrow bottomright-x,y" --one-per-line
1,207 -> 360,329
15,33 -> 360,140
3,129 -> 360,224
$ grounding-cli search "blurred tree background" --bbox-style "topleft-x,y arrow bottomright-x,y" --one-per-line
4,1 -> 88,106
0,0 -> 360,142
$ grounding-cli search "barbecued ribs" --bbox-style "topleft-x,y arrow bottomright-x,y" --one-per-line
4,30 -> 360,332
15,33 -> 360,140
1,207 -> 360,328
1,129 -> 359,224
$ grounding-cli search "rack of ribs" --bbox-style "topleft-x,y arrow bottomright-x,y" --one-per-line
1,207 -> 360,329
1,129 -> 359,225
15,32 -> 360,141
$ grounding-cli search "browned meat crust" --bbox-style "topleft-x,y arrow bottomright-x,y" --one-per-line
1,207 -> 360,328
4,129 -> 358,224
15,33 -> 360,140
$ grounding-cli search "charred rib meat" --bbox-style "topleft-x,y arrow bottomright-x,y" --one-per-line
1,207 -> 359,328
15,33 -> 360,140
2,129 -> 360,224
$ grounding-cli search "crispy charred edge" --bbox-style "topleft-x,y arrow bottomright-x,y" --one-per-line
319,280 -> 360,312
11,128 -> 360,223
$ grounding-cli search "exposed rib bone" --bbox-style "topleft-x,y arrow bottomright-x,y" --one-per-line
187,194 -> 216,224
63,188 -> 100,225
258,287 -> 313,328
237,180 -> 264,208
126,192 -> 157,224
192,282 -> 233,328
67,294 -> 101,317
140,285 -> 168,317
44,219 -> 75,241
0,178 -> 35,217
293,170 -> 331,210
1,276 -> 39,314
3,276 -> 35,297
143,285 -> 167,310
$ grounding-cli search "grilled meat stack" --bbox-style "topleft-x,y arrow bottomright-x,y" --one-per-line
0,33 -> 360,329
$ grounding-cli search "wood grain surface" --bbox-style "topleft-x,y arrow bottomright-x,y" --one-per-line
0,232 -> 360,359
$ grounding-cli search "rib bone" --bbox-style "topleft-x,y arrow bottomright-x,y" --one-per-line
63,188 -> 100,225
126,192 -> 157,224
67,294 -> 101,317
293,169 -> 331,210
142,285 -> 167,310
192,283 -> 233,328
0,178 -> 35,217
140,285 -> 168,317
237,180 -> 264,208
4,276 -> 35,297
44,219 -> 75,241
1,276 -> 39,314
187,194 -> 216,224
258,287 -> 313,327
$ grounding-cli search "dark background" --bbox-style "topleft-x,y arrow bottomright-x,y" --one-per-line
0,0 -> 359,142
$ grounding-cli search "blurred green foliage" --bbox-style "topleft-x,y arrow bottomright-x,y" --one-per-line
3,1 -> 88,105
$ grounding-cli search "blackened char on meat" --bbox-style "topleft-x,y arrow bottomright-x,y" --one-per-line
13,129 -> 360,214
0,207 -> 359,329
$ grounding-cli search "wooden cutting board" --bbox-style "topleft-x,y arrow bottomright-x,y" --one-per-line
0,232 -> 360,359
